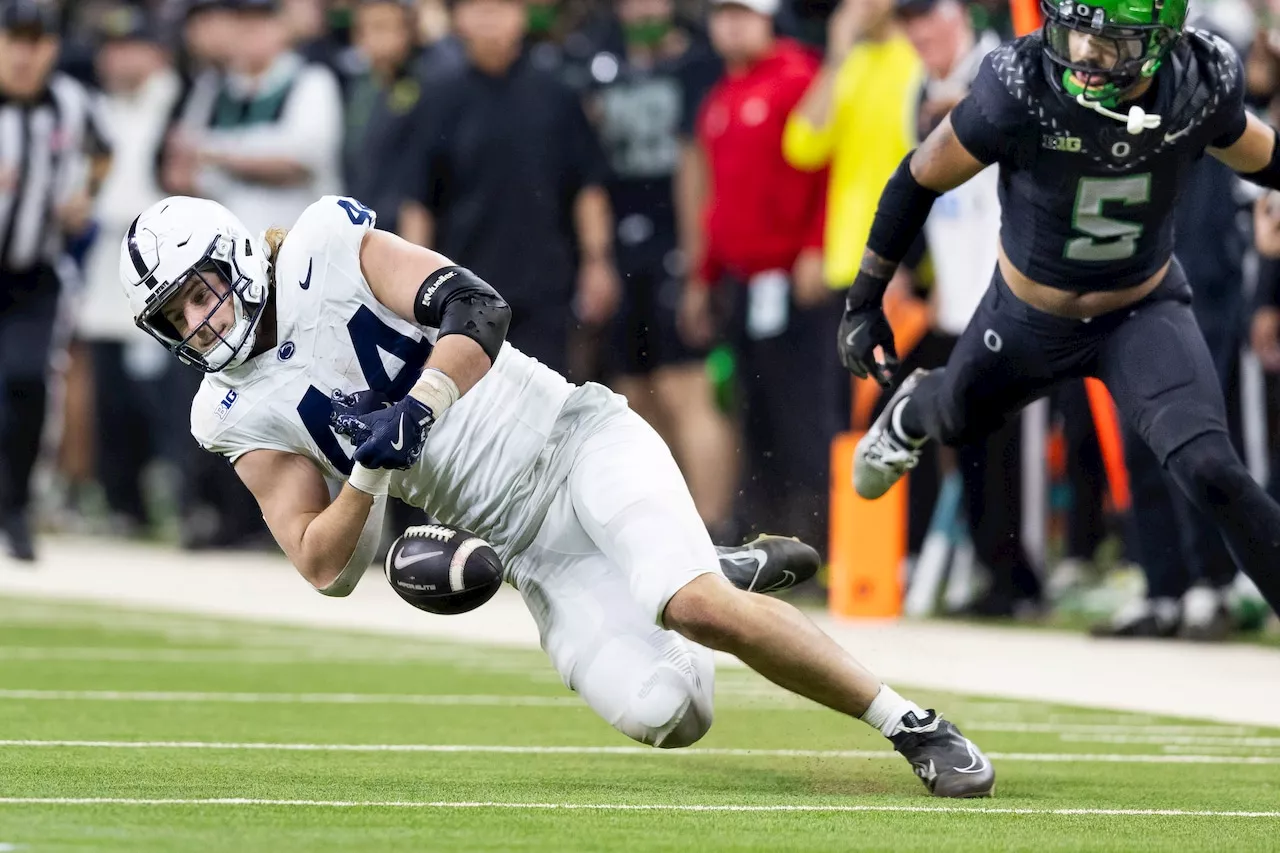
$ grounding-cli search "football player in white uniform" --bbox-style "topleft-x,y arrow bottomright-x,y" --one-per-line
119,194 -> 994,798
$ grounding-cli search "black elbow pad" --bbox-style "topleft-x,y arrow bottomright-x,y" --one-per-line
413,266 -> 511,363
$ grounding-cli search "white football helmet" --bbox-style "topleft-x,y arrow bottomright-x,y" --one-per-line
119,196 -> 271,373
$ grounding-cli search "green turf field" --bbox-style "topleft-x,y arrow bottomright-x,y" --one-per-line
0,595 -> 1277,852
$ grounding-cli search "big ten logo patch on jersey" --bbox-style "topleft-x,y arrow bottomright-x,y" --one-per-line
1042,134 -> 1082,153
215,389 -> 239,421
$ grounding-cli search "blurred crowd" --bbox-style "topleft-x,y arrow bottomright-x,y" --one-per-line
3,0 -> 1280,641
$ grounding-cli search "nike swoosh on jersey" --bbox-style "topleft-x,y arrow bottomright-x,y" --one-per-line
1163,125 -> 1193,143
393,550 -> 444,570
390,414 -> 406,451
299,259 -> 313,290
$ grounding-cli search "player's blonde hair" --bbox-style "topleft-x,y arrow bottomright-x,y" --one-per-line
263,226 -> 289,288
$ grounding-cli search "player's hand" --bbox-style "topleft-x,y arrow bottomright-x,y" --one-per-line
332,394 -> 435,470
1252,307 -> 1280,372
838,302 -> 898,387
330,388 -> 393,420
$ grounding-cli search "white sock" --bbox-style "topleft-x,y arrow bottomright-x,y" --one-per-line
861,685 -> 926,738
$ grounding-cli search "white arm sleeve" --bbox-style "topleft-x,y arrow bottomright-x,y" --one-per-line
316,493 -> 387,598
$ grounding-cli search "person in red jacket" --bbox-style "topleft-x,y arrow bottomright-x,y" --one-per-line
679,0 -> 835,556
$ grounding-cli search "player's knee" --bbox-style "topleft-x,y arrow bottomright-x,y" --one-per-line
1167,432 -> 1253,510
615,666 -> 713,749
663,574 -> 753,652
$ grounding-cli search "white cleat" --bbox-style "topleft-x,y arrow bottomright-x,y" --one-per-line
854,368 -> 930,500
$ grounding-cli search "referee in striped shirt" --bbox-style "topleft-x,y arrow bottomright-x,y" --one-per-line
0,0 -> 109,561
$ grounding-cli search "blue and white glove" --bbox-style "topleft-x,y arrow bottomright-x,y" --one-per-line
332,393 -> 436,471
330,388 -> 393,420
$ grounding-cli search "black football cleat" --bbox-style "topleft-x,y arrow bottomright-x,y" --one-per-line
889,710 -> 995,798
717,534 -> 820,594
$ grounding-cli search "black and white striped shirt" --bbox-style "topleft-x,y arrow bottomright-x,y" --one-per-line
0,72 -> 110,274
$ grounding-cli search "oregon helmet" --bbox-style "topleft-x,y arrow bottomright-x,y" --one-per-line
1041,0 -> 1188,107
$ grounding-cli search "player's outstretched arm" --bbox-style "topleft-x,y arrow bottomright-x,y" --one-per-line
1210,112 -> 1280,187
234,449 -> 386,596
838,116 -> 986,385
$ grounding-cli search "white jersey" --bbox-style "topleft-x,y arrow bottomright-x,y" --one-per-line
191,196 -> 619,560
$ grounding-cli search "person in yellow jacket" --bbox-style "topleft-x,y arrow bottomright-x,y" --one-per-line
783,0 -> 923,293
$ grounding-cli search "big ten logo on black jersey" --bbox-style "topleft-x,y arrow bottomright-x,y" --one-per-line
598,77 -> 683,179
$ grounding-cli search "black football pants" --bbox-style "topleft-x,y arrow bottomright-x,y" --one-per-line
909,260 -> 1280,613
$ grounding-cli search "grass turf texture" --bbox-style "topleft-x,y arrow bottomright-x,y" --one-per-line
0,596 -> 1277,851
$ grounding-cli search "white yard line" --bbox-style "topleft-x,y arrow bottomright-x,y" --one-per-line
2,739 -> 1279,765
0,689 -> 579,707
0,646 -> 498,665
1060,733 -> 1280,747
1162,745 -> 1280,756
1,689 -> 1276,739
0,797 -> 1275,818
0,647 -> 419,664
966,722 -> 1262,736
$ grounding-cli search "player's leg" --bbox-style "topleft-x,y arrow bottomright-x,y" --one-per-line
854,267 -> 1080,499
510,488 -> 714,748
566,410 -> 994,797
1096,263 -> 1280,615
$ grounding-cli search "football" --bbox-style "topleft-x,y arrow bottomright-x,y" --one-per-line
383,523 -> 504,615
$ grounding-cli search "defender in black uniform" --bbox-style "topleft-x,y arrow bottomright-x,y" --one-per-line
839,0 -> 1280,613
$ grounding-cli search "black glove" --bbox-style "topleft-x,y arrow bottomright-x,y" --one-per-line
332,393 -> 436,470
838,275 -> 899,388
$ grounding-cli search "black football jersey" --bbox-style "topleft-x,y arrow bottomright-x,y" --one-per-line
947,29 -> 1248,292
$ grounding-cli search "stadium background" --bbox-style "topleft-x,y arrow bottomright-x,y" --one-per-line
7,0 -> 1275,637
2,0 -> 1280,847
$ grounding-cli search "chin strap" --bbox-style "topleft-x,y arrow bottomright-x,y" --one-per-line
1075,94 -> 1162,135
